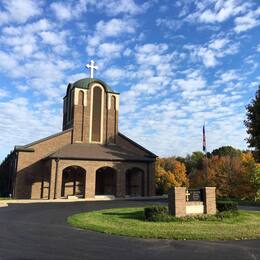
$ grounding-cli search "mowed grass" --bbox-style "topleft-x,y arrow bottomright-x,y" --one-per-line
67,207 -> 260,240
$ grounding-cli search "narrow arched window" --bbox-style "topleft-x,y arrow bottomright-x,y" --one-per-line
111,96 -> 116,143
92,87 -> 102,142
79,90 -> 84,106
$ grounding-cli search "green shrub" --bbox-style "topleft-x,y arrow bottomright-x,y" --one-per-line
144,210 -> 239,222
144,206 -> 168,221
217,200 -> 238,212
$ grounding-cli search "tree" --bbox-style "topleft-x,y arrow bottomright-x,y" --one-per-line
184,151 -> 204,174
245,85 -> 260,161
155,157 -> 189,194
212,146 -> 241,157
250,163 -> 260,201
190,152 -> 258,199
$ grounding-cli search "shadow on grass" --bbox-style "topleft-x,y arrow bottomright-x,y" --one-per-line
102,210 -> 145,220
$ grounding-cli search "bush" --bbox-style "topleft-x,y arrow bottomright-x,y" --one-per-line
144,206 -> 168,221
217,200 -> 238,212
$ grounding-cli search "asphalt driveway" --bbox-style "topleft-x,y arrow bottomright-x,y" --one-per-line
0,200 -> 259,260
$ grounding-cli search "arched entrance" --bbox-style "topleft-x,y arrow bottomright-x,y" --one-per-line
125,167 -> 144,197
61,166 -> 86,198
95,167 -> 116,195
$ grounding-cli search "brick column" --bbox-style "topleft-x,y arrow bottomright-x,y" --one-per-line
168,187 -> 186,217
55,163 -> 63,199
85,166 -> 96,198
203,187 -> 216,215
148,162 -> 155,196
49,159 -> 57,199
116,165 -> 125,197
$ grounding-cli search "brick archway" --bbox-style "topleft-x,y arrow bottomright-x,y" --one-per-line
95,167 -> 117,195
61,166 -> 86,198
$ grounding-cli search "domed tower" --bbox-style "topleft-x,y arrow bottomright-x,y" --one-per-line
63,77 -> 119,145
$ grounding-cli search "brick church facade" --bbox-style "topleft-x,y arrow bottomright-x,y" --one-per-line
0,77 -> 156,199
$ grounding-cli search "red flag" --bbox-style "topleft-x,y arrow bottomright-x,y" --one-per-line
203,124 -> 207,153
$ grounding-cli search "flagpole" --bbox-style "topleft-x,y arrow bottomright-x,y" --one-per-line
203,123 -> 208,186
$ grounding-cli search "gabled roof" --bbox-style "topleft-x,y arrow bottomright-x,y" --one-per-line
118,132 -> 157,158
48,143 -> 155,162
14,128 -> 72,150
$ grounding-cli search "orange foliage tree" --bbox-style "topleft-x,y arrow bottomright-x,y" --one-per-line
155,157 -> 189,194
190,152 -> 258,199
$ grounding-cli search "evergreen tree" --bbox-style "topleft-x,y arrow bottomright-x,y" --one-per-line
245,86 -> 260,161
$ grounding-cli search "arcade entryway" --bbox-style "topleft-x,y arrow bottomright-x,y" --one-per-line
125,167 -> 144,196
95,167 -> 117,195
61,166 -> 86,198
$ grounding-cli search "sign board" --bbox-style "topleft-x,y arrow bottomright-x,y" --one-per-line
188,189 -> 203,201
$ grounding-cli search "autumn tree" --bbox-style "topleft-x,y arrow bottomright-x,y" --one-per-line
155,157 -> 189,194
245,85 -> 260,161
190,151 -> 259,199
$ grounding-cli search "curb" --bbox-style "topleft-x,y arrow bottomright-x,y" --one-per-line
0,196 -> 167,204
0,202 -> 8,207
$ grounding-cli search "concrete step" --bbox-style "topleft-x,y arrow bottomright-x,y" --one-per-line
67,196 -> 80,200
94,195 -> 115,200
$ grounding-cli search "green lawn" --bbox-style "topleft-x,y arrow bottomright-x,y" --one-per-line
67,207 -> 260,240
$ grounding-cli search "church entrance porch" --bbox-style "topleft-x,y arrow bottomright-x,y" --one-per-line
95,167 -> 116,196
61,166 -> 86,198
125,167 -> 144,197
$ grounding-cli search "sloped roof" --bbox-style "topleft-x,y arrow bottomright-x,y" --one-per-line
48,143 -> 155,162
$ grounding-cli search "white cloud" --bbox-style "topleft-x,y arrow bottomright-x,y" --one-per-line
187,0 -> 250,24
50,2 -> 73,21
39,31 -> 68,46
16,85 -> 29,92
98,43 -> 124,58
96,19 -> 135,38
103,67 -> 125,81
234,7 -> 260,33
0,97 -> 62,158
0,89 -> 9,98
86,18 -> 136,60
0,19 -> 56,59
0,51 -> 22,77
156,18 -> 183,30
0,0 -> 42,24
95,0 -> 150,16
201,2 -> 242,23
218,70 -> 239,83
185,36 -> 239,68
2,19 -> 52,35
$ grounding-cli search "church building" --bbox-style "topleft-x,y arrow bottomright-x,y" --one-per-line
0,61 -> 156,199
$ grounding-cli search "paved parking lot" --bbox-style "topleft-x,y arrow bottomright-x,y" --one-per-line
0,200 -> 259,260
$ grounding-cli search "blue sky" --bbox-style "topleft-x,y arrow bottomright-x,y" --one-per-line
0,0 -> 259,160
